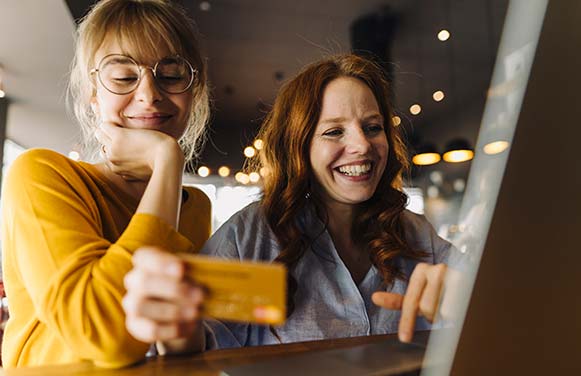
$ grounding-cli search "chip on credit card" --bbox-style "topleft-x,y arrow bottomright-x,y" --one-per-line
179,254 -> 287,325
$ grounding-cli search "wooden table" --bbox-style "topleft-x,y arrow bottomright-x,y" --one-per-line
3,332 -> 430,376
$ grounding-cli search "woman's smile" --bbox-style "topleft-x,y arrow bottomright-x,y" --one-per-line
124,112 -> 174,128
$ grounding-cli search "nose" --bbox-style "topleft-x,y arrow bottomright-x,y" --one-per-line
134,68 -> 163,104
345,127 -> 372,154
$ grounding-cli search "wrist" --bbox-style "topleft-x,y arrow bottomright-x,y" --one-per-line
153,139 -> 185,172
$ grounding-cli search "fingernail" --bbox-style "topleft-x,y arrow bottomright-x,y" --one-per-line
399,331 -> 411,343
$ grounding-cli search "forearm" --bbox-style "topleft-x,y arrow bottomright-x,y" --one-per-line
4,150 -> 199,367
136,142 -> 184,229
40,256 -> 150,367
30,217 -> 195,365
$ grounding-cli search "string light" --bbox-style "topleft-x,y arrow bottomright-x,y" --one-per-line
412,143 -> 440,165
249,172 -> 260,183
244,146 -> 256,158
433,90 -> 445,102
218,166 -> 230,177
438,29 -> 451,41
197,166 -> 210,177
253,139 -> 264,150
235,172 -> 250,184
410,104 -> 422,115
412,153 -> 441,166
443,150 -> 474,163
199,1 -> 211,11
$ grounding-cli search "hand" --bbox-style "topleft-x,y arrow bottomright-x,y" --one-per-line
123,247 -> 205,346
95,122 -> 183,181
371,263 -> 447,343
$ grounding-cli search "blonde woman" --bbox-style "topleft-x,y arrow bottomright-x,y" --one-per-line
1,0 -> 211,368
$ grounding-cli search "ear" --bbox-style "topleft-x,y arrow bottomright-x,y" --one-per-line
90,95 -> 99,116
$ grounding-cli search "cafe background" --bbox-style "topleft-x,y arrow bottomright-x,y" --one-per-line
0,0 -> 509,336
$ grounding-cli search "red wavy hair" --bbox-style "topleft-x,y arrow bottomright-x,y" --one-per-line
256,54 -> 427,315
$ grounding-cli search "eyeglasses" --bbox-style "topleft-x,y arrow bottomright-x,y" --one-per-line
90,54 -> 196,95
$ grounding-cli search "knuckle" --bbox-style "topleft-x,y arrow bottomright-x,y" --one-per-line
174,284 -> 187,299
133,247 -> 155,264
190,286 -> 206,304
181,302 -> 202,321
124,269 -> 147,291
129,270 -> 148,290
126,318 -> 155,343
415,262 -> 428,274
176,281 -> 195,300
132,297 -> 149,317
123,271 -> 135,289
161,303 -> 181,320
434,263 -> 447,274
121,295 -> 135,315
429,263 -> 447,282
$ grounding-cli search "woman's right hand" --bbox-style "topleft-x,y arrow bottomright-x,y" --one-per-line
95,121 -> 184,182
123,247 -> 205,350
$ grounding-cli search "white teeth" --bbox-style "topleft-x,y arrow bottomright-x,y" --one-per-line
338,163 -> 372,176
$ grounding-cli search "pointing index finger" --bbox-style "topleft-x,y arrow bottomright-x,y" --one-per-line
399,264 -> 428,343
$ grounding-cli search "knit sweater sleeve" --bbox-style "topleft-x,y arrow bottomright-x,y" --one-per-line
1,149 -> 195,368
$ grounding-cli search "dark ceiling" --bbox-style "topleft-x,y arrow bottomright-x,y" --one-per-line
65,0 -> 508,180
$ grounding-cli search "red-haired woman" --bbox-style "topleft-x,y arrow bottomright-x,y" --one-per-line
123,54 -> 450,352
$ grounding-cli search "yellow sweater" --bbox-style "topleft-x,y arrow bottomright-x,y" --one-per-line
1,149 -> 211,368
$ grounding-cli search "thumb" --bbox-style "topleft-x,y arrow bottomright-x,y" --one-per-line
372,291 -> 404,310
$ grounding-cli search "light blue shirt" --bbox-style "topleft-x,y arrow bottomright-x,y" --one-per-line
200,202 -> 451,349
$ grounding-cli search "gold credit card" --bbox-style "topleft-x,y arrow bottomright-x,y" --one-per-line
180,254 -> 287,325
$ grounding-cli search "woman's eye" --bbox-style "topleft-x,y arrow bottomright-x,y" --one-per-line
364,124 -> 384,134
322,129 -> 343,137
112,77 -> 138,83
158,75 -> 183,82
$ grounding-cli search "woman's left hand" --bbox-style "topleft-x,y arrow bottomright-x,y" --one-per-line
371,262 -> 447,343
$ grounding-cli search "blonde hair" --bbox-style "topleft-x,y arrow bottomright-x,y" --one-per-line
68,0 -> 209,164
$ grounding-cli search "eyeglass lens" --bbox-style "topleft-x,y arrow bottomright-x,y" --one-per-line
98,55 -> 194,94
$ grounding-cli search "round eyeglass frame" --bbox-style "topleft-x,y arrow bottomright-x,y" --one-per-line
90,54 -> 197,95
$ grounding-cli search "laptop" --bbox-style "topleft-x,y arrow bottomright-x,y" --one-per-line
428,0 -> 581,374
226,0 -> 581,374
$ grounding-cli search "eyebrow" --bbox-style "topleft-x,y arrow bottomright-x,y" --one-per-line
364,114 -> 384,123
318,113 -> 384,125
102,56 -> 134,67
318,117 -> 348,125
